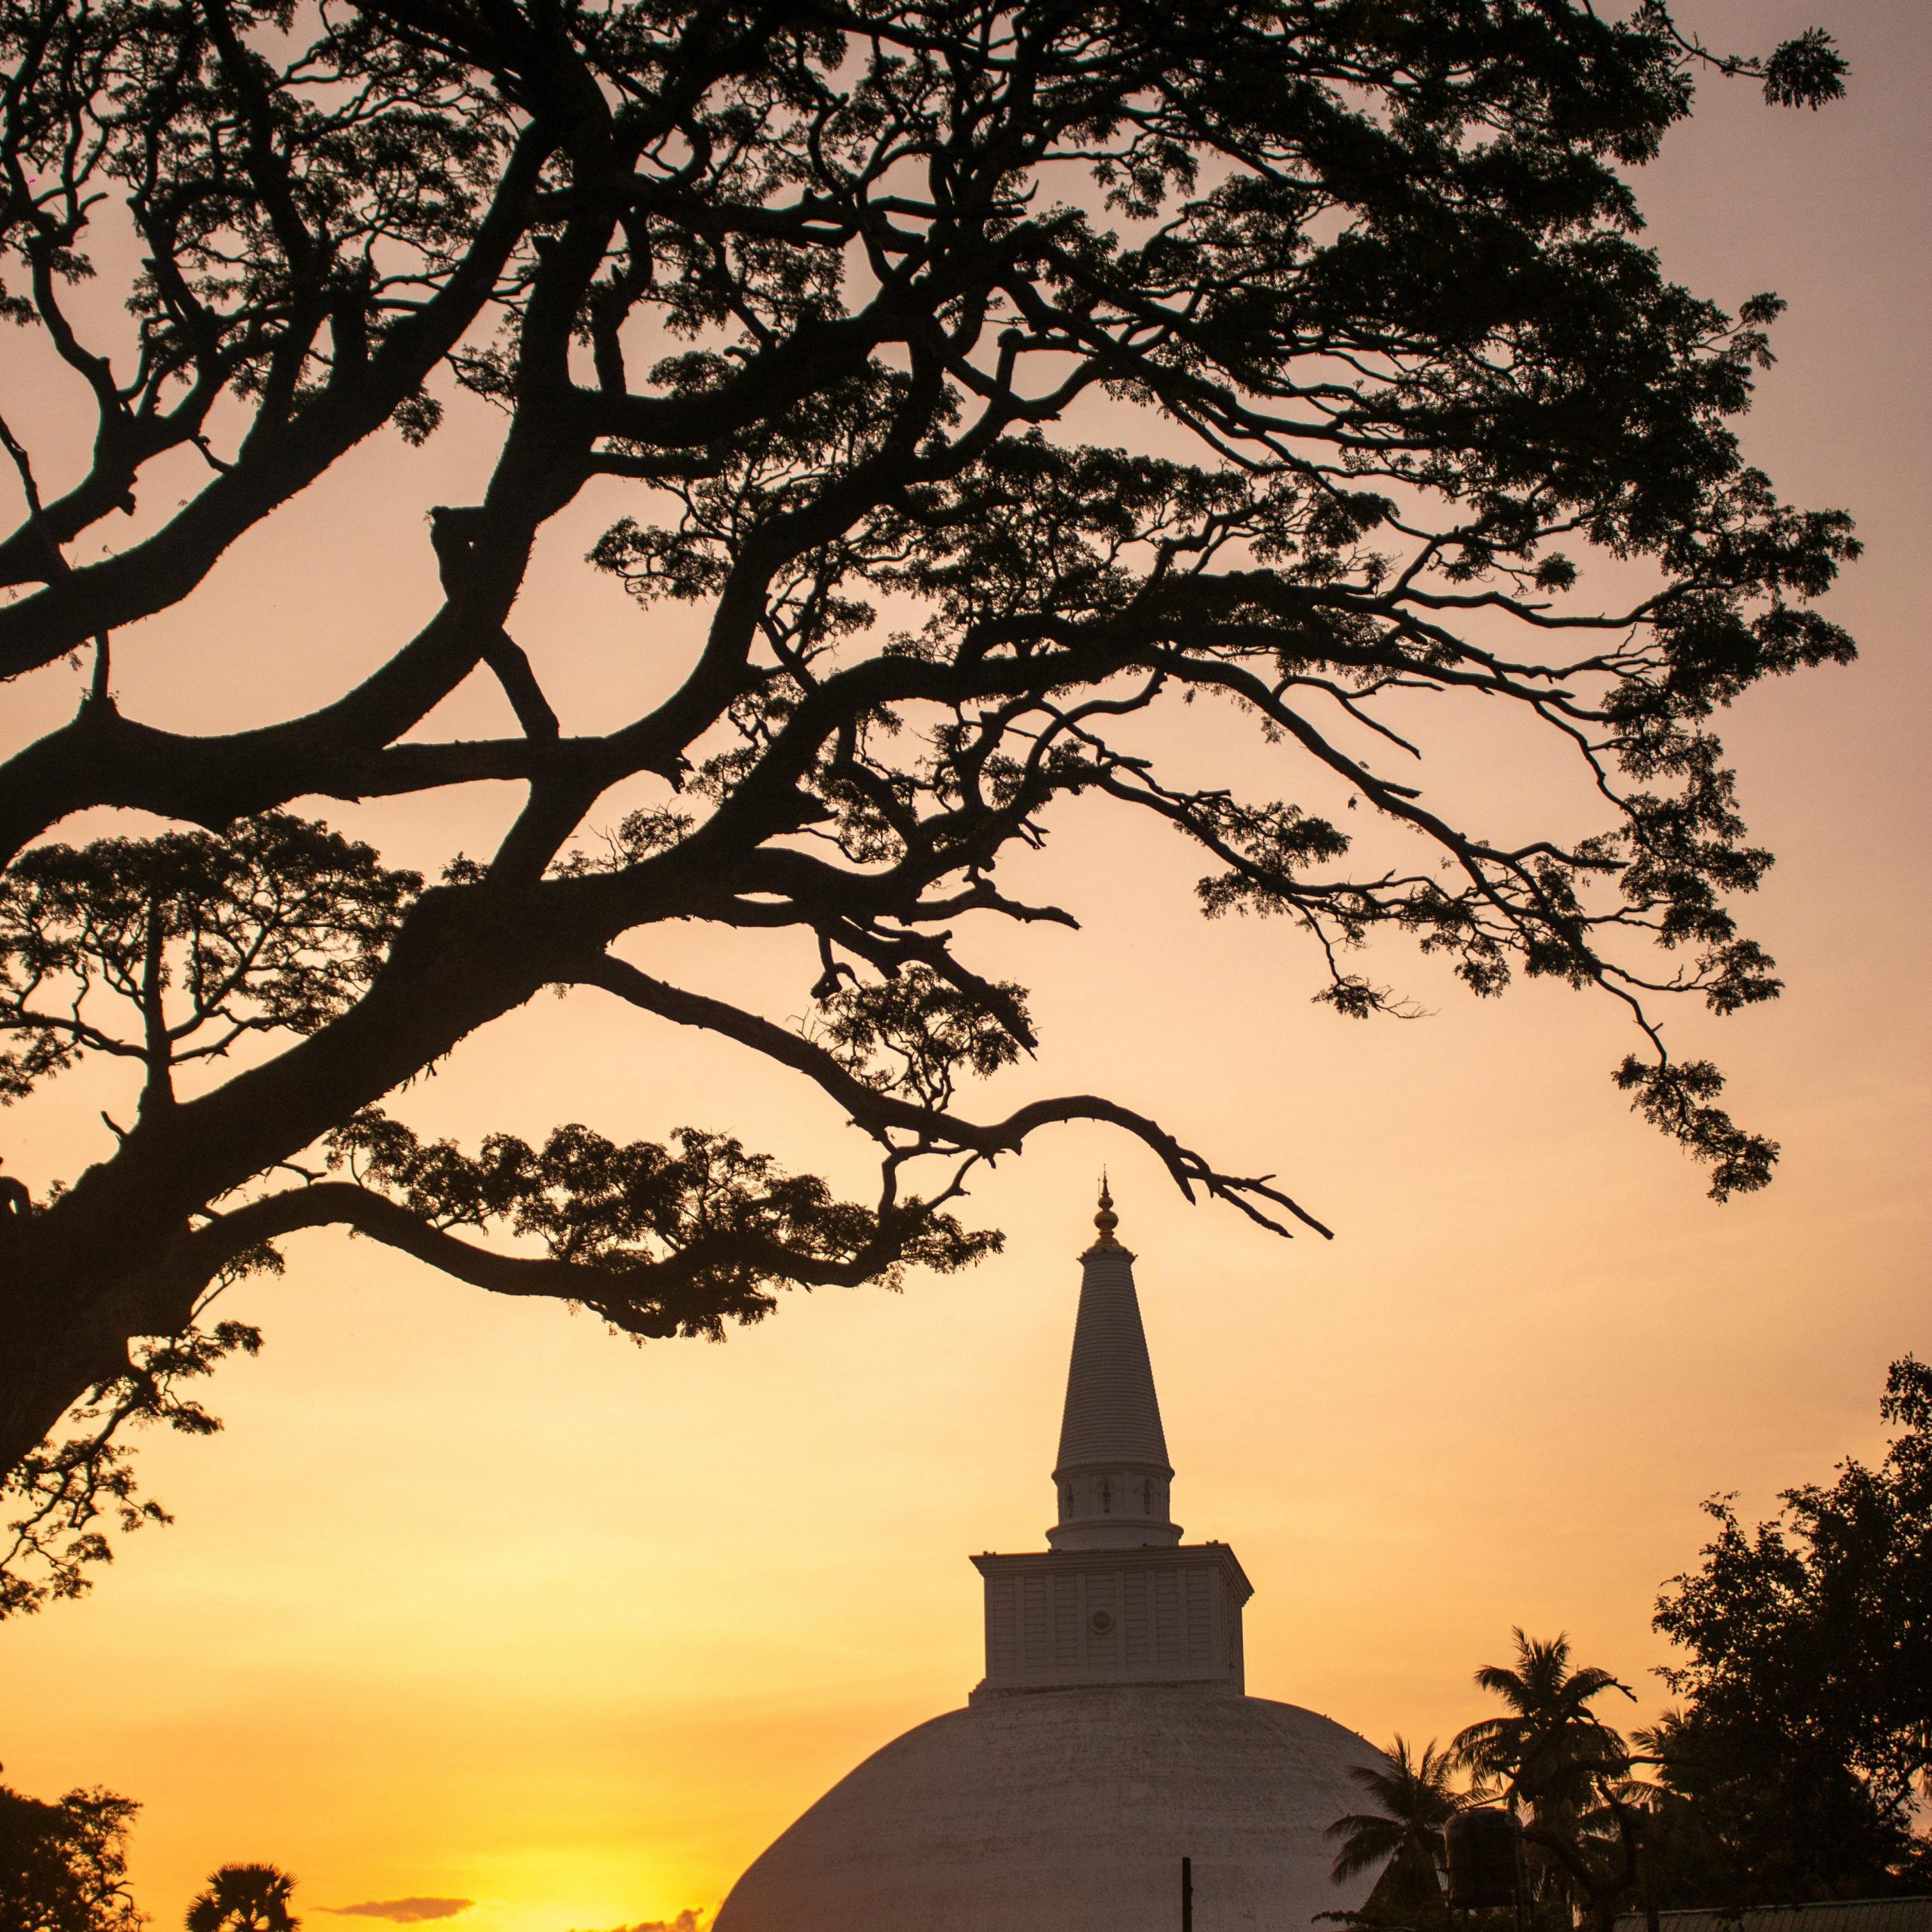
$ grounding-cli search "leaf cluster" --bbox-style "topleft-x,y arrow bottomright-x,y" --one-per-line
327,1108 -> 998,1337
0,1780 -> 144,1932
0,814 -> 418,1108
1644,1358 -> 1932,1899
1,1260 -> 270,1616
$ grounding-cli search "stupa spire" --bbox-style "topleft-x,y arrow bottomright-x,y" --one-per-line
968,1189 -> 1250,1700
1047,1181 -> 1182,1551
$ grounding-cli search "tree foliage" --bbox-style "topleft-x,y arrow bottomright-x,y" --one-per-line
183,1867 -> 298,1932
1325,1735 -> 1461,1923
1644,1357 -> 1932,1901
1451,1629 -> 1641,1926
0,0 -> 1855,1609
1321,1635 -> 1641,1932
1331,1364 -> 1932,1923
1,815 -> 419,1107
1453,1629 -> 1635,1824
0,1778 -> 143,1932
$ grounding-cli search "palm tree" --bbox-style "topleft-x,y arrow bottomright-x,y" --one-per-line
1327,1735 -> 1462,1909
184,1865 -> 300,1932
1453,1629 -> 1634,1821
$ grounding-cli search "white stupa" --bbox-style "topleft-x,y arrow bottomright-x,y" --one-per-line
714,1185 -> 1383,1931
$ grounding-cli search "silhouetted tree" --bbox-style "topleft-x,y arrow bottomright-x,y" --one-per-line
1641,1356 -> 1932,1900
1452,1629 -> 1636,1921
1454,1630 -> 1634,1825
0,0 -> 1854,1607
1367,1365 -> 1932,1917
0,1776 -> 143,1932
183,1867 -> 297,1932
1324,1737 -> 1461,1928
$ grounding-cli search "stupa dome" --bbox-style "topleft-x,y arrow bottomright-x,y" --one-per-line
715,1684 -> 1382,1931
714,1188 -> 1383,1931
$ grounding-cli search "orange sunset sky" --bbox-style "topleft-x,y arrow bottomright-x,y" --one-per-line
2,2 -> 1927,1927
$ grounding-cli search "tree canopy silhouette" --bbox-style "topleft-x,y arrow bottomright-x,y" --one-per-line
0,0 -> 1853,1608
1644,1356 -> 1932,1900
1453,1629 -> 1635,1823
1331,1367 -> 1932,1921
0,1775 -> 143,1932
1324,1734 -> 1460,1923
184,1865 -> 300,1932
1451,1628 -> 1639,1922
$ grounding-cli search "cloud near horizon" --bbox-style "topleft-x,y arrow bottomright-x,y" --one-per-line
321,1903 -> 474,1923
